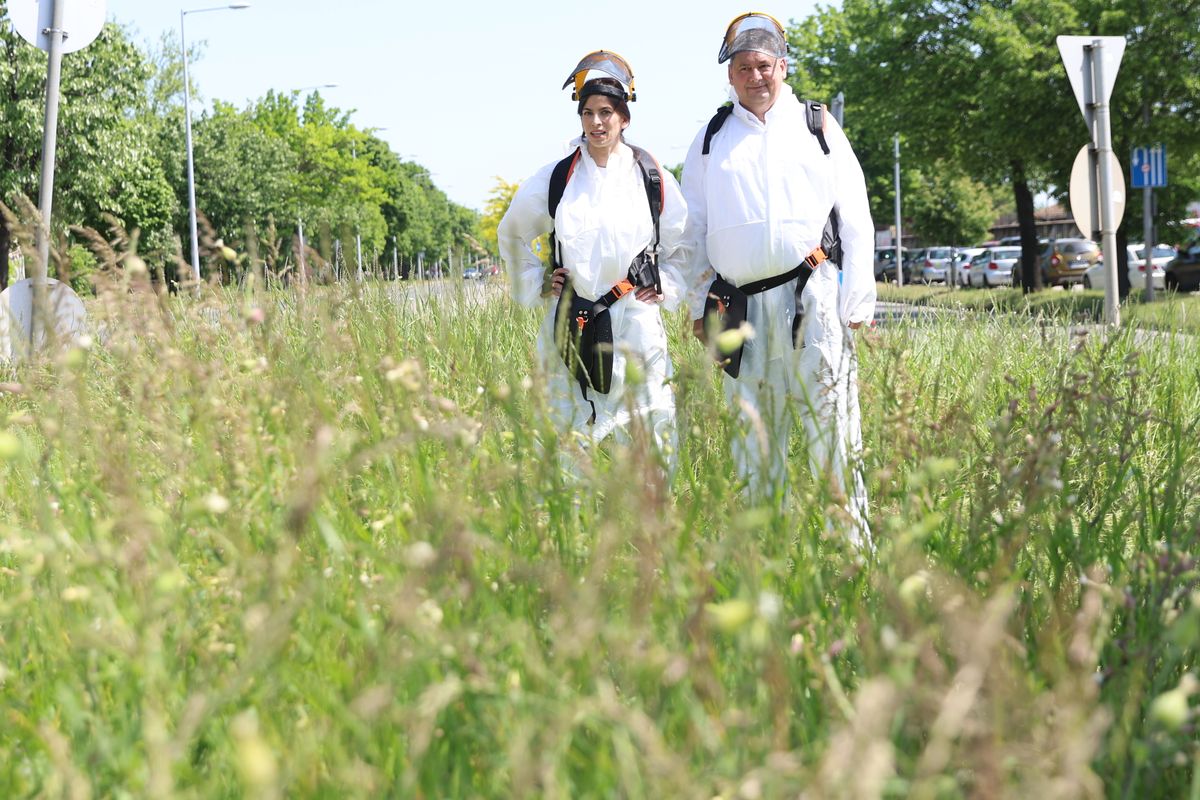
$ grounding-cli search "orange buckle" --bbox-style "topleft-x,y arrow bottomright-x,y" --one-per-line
804,247 -> 827,270
614,279 -> 634,298
576,316 -> 587,331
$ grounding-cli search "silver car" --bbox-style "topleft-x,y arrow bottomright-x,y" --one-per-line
915,247 -> 955,283
968,246 -> 1021,288
1082,244 -> 1173,291
953,247 -> 985,286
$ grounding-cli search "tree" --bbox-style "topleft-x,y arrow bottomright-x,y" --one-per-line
479,177 -> 519,255
790,0 -> 1083,291
192,101 -> 296,247
0,14 -> 177,286
0,2 -> 48,286
908,163 -> 998,245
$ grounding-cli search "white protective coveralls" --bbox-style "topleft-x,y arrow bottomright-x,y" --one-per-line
681,86 -> 876,539
499,137 -> 688,467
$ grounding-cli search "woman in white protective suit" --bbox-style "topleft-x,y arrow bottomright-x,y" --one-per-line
498,51 -> 688,471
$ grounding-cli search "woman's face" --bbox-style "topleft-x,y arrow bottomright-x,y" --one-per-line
581,95 -> 627,151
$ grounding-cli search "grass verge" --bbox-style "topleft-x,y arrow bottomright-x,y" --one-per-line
0,276 -> 1196,797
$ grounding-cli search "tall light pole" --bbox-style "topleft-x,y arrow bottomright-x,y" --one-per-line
894,133 -> 904,288
351,143 -> 363,281
181,2 -> 250,286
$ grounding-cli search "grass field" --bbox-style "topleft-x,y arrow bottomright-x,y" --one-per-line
878,282 -> 1200,333
1,276 -> 1198,798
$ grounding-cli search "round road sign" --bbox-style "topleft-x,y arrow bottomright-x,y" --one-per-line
9,0 -> 107,55
1068,144 -> 1126,238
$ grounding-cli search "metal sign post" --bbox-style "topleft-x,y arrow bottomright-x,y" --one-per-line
893,133 -> 903,288
7,0 -> 104,357
33,0 -> 67,348
831,91 -> 844,127
1132,140 -> 1167,302
1058,35 -> 1125,325
1093,46 -> 1121,323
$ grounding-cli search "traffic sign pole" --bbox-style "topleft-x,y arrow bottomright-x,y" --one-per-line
1082,46 -> 1100,240
1142,107 -> 1156,303
1092,41 -> 1120,326
33,0 -> 67,349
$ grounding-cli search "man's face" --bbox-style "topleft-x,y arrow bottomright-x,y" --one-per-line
728,50 -> 786,118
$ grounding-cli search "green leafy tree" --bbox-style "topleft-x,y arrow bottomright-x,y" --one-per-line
0,13 -> 177,286
0,2 -> 48,285
790,0 -> 1083,291
192,101 -> 296,247
908,163 -> 997,245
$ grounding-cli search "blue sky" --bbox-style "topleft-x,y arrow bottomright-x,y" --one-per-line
97,1 -> 821,212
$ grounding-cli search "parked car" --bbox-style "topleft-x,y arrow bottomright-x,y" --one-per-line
1129,243 -> 1173,291
953,247 -> 985,286
999,235 -> 1048,248
1085,244 -> 1172,292
901,250 -> 924,283
1165,240 -> 1200,292
968,246 -> 1021,288
874,246 -> 907,283
910,246 -> 956,284
1013,238 -> 1100,288
462,265 -> 482,280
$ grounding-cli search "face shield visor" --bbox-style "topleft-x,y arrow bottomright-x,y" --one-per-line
718,12 -> 787,63
562,50 -> 637,102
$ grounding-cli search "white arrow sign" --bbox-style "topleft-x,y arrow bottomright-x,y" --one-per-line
9,0 -> 107,55
1057,35 -> 1125,127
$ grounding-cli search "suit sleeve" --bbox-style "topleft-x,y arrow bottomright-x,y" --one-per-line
827,116 -> 877,326
655,168 -> 689,313
498,162 -> 555,308
679,128 -> 715,321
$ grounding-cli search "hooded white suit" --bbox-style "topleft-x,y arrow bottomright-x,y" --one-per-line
681,87 -> 875,541
499,137 -> 688,468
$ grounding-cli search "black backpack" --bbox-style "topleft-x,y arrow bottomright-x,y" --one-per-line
701,100 -> 842,267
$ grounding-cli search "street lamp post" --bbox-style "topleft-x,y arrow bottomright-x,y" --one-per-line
181,2 -> 250,286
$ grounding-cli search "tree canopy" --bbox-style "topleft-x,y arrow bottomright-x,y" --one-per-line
0,7 -> 476,288
787,0 -> 1200,292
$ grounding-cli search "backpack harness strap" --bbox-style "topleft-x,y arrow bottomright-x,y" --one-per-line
547,148 -> 582,272
702,104 -> 734,156
734,246 -> 827,296
805,101 -> 830,155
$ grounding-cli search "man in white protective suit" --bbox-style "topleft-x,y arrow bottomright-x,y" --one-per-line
680,12 -> 876,545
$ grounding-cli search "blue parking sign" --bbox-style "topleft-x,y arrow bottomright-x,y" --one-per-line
1131,144 -> 1167,188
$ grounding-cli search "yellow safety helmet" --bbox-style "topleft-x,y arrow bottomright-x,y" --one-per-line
561,50 -> 637,102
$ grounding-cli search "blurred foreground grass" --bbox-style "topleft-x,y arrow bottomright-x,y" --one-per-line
0,276 -> 1198,798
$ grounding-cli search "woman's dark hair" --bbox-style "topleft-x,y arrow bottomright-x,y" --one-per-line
576,78 -> 631,123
